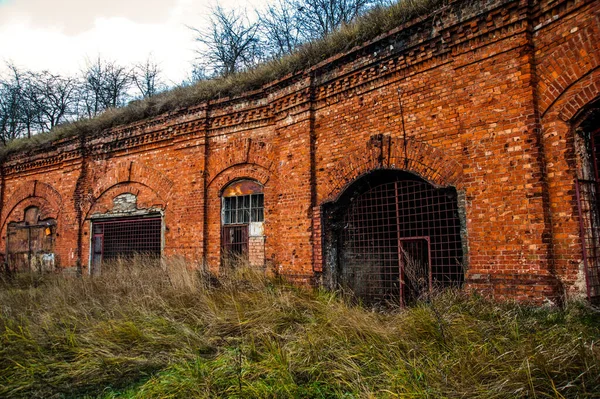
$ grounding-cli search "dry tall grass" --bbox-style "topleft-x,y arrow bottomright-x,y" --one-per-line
1,257 -> 599,398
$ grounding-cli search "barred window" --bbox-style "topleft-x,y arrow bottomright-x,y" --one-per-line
222,180 -> 264,225
223,194 -> 264,224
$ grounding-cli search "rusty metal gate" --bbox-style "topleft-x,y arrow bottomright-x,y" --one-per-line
337,177 -> 463,305
91,215 -> 162,274
575,127 -> 600,303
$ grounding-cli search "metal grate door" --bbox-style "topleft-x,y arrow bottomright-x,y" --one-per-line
339,179 -> 463,305
576,128 -> 600,302
90,216 -> 162,274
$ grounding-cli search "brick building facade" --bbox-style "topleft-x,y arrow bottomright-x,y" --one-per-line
1,0 -> 599,303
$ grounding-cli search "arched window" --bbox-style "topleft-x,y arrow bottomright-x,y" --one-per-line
221,180 -> 264,264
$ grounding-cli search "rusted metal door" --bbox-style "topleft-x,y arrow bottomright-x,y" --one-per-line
6,207 -> 56,273
338,178 -> 463,305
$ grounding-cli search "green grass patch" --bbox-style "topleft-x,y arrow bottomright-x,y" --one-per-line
1,259 -> 599,398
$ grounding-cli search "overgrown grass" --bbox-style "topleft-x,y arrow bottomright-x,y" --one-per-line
1,0 -> 448,158
1,257 -> 598,398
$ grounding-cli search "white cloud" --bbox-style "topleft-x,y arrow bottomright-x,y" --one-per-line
0,0 -> 267,83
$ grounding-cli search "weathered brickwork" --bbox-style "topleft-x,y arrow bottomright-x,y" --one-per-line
1,0 -> 598,303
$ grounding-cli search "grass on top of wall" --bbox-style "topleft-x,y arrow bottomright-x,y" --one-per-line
1,0 -> 448,158
0,257 -> 599,398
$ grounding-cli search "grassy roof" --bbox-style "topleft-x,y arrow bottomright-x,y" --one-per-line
2,0 -> 447,159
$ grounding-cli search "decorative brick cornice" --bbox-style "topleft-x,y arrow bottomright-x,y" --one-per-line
1,0 -> 556,174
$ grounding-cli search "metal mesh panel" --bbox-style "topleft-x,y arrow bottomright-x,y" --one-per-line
92,217 -> 162,262
575,127 -> 600,303
576,180 -> 600,301
339,179 -> 463,305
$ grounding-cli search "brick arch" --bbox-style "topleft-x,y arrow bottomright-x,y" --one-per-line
538,24 -> 600,117
87,160 -> 173,211
79,160 -> 173,226
84,182 -> 166,220
554,69 -> 600,122
206,137 -> 275,186
207,164 -> 271,192
1,180 -> 62,234
321,137 -> 463,204
91,160 -> 173,202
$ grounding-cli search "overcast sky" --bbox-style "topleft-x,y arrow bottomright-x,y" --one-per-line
0,0 -> 266,84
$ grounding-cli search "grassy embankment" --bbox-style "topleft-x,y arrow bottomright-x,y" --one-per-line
1,258 -> 599,398
2,0 -> 447,157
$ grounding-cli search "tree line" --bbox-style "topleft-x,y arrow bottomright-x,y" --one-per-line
192,0 -> 389,77
0,57 -> 164,145
1,0 -> 390,145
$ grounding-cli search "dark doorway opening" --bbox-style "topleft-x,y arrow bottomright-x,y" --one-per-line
323,170 -> 464,305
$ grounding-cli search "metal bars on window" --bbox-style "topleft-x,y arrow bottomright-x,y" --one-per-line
222,225 -> 249,258
339,178 -> 463,305
223,194 -> 264,225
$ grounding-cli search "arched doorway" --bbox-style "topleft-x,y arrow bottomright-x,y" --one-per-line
322,170 -> 465,305
574,97 -> 600,303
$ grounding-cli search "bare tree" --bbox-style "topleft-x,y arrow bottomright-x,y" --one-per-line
294,0 -> 379,40
0,63 -> 42,141
0,64 -> 25,144
257,0 -> 385,59
26,71 -> 77,132
0,63 -> 79,142
78,57 -> 132,119
132,56 -> 164,98
259,0 -> 302,57
190,5 -> 263,77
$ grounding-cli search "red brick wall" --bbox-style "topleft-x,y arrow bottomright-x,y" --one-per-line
0,0 -> 598,302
